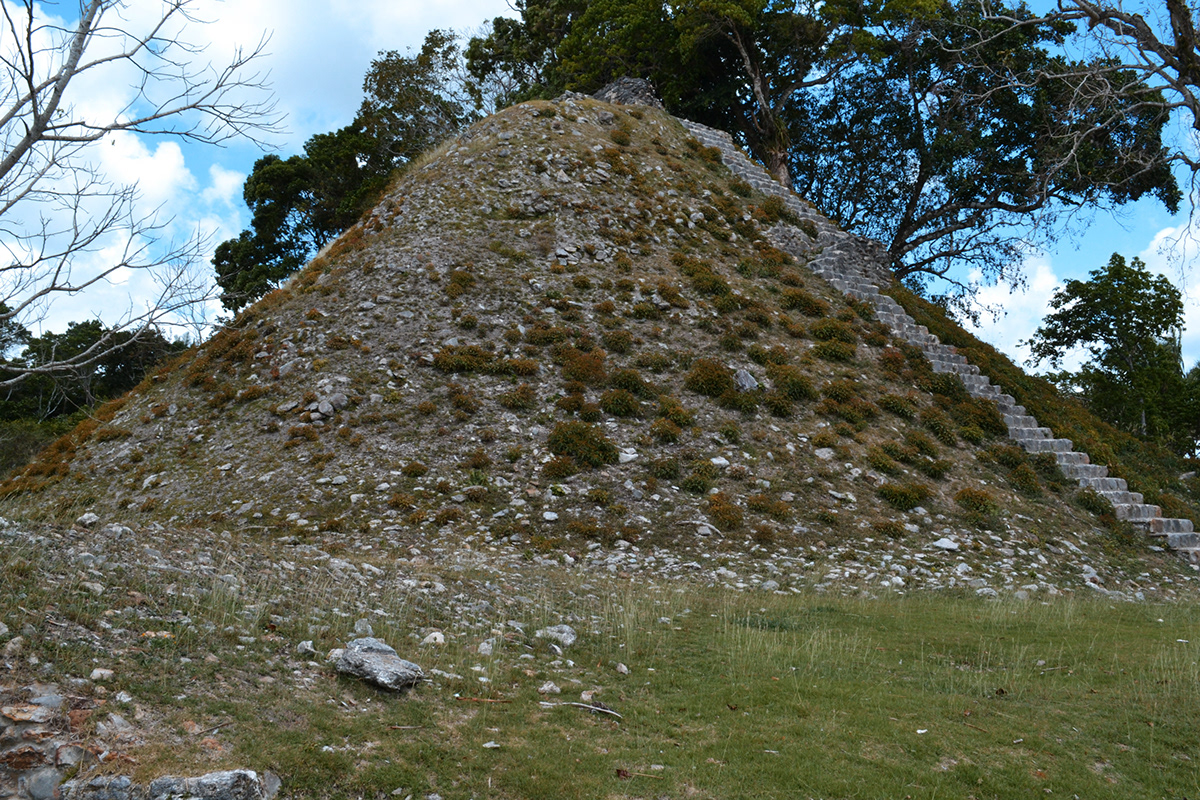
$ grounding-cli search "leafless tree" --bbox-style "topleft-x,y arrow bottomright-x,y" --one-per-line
0,0 -> 281,387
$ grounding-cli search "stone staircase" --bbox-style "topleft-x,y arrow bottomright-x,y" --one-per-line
678,117 -> 1199,561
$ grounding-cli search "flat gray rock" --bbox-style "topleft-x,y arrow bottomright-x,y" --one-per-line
332,638 -> 424,691
61,769 -> 279,800
734,369 -> 758,392
535,624 -> 577,648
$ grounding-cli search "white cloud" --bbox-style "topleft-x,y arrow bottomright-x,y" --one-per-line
1139,227 -> 1200,368
965,255 -> 1075,372
202,165 -> 246,208
99,134 -> 196,208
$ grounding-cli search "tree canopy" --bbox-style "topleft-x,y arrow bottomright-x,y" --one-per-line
1028,254 -> 1197,454
465,0 -> 1179,306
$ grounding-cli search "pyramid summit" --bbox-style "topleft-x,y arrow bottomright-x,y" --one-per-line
3,87 -> 1197,580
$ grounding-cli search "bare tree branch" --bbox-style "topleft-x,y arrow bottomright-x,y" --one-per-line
0,0 -> 282,385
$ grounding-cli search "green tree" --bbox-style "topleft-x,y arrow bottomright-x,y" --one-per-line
466,0 -> 1177,302
785,2 -> 1179,304
1028,253 -> 1195,453
215,30 -> 479,311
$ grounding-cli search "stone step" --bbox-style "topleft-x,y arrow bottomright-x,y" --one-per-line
930,360 -> 981,376
1150,517 -> 1196,535
1009,426 -> 1053,441
688,116 -> 1200,557
1100,490 -> 1144,505
1022,438 -> 1075,454
1116,503 -> 1162,522
1062,462 -> 1108,479
1076,476 -> 1128,492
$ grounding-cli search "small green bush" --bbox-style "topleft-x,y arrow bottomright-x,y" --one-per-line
814,341 -> 857,362
609,368 -> 655,398
873,520 -> 907,539
658,397 -> 695,427
867,446 -> 901,475
602,329 -> 633,353
649,457 -> 681,480
923,372 -> 970,402
781,288 -> 829,317
904,430 -> 939,458
681,473 -> 711,494
1076,487 -> 1114,516
878,482 -> 932,511
543,455 -> 580,480
809,319 -> 858,344
1008,463 -> 1042,496
982,443 -> 1027,470
599,388 -> 640,417
401,461 -> 428,478
955,487 -> 999,516
767,363 -> 817,401
763,391 -> 793,417
916,458 -> 953,480
686,359 -> 736,397
499,384 -> 537,410
547,421 -> 619,467
921,408 -> 957,446
707,492 -> 743,530
879,393 -> 916,419
650,417 -> 682,443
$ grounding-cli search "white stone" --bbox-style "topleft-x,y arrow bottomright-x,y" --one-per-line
420,632 -> 445,646
543,511 -> 559,522
90,668 -> 115,682
76,512 -> 100,527
618,451 -> 638,464
710,457 -> 730,467
814,448 -> 835,461
932,537 -> 959,551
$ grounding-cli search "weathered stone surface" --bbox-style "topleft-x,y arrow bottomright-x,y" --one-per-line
2,703 -> 55,723
535,624 -> 577,648
591,77 -> 663,109
61,770 -> 279,800
331,638 -> 424,691
734,369 -> 758,392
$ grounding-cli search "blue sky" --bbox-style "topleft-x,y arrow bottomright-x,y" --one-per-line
10,0 -> 1200,374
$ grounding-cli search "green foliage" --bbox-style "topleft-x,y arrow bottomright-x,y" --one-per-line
877,482 -> 932,511
921,408 -> 957,446
888,282 -> 1200,530
685,359 -> 735,397
214,30 -> 478,311
649,457 -> 681,480
767,363 -> 817,401
1029,253 -> 1196,454
1007,462 -> 1042,496
599,388 -> 640,416
780,289 -> 829,317
955,487 -> 999,516
878,393 -> 916,419
789,3 -> 1178,298
813,341 -> 857,362
809,319 -> 858,344
1,321 -> 185,425
547,421 -> 619,467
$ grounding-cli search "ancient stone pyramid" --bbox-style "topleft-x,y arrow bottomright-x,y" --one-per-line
3,80 -> 1194,564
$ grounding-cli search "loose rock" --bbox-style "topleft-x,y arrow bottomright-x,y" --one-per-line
330,638 -> 424,691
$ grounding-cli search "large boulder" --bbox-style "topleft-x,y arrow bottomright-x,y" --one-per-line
330,637 -> 424,691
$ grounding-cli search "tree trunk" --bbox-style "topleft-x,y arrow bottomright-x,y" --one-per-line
766,147 -> 792,190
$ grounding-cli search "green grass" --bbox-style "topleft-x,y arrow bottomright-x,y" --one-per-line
4,530 -> 1199,799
